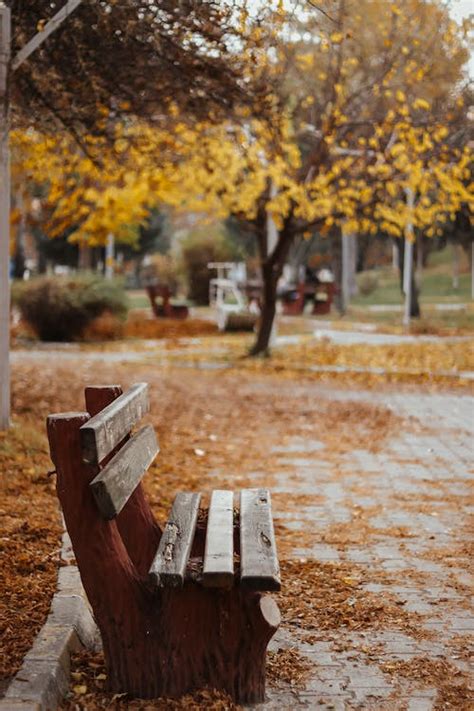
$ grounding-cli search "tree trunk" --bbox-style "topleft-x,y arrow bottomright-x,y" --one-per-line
249,262 -> 278,356
396,238 -> 420,318
78,242 -> 91,270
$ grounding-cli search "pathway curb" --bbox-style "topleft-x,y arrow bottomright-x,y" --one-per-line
0,531 -> 98,711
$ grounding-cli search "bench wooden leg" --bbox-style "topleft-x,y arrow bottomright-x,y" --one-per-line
155,587 -> 280,704
84,385 -> 162,575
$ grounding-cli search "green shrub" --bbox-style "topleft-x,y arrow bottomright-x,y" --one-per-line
357,272 -> 379,296
12,275 -> 129,342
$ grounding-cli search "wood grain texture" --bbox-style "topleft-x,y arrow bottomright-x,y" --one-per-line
80,382 -> 149,465
84,385 -> 161,576
240,488 -> 280,592
90,424 -> 159,519
203,490 -> 234,588
149,492 -> 201,588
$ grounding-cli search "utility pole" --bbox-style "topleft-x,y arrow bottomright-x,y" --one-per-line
472,242 -> 474,300
0,0 -> 84,429
452,243 -> 459,290
341,230 -> 358,312
105,233 -> 115,279
0,3 -> 11,430
267,179 -> 278,346
403,186 -> 414,328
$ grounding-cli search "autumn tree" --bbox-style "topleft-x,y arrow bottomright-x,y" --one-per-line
2,0 -> 268,427
160,0 -> 472,354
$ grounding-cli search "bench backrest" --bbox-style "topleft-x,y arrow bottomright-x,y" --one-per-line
80,382 -> 159,519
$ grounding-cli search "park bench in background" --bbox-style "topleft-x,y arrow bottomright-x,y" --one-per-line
46,383 -> 280,704
145,284 -> 189,319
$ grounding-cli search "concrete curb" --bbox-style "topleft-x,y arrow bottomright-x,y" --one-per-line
0,531 -> 98,711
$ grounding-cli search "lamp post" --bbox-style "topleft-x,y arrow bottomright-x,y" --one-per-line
403,186 -> 415,328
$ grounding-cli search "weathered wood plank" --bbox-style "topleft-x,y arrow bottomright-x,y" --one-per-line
89,425 -> 159,519
80,382 -> 149,464
203,490 -> 234,588
149,492 -> 201,588
240,489 -> 280,591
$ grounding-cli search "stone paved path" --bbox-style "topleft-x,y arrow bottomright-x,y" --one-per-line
248,388 -> 473,710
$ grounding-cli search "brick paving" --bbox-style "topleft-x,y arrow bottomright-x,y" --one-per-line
249,388 -> 473,710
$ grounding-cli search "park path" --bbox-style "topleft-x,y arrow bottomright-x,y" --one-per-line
10,350 -> 474,710
257,386 -> 474,710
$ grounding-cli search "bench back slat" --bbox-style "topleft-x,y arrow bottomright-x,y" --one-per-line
148,492 -> 201,588
240,488 -> 280,592
89,424 -> 159,519
80,382 -> 149,465
202,490 -> 234,588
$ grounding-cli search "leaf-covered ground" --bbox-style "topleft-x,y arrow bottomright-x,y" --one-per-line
0,421 -> 61,685
2,338 -> 473,708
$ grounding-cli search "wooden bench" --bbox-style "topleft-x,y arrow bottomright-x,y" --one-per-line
146,284 -> 189,319
46,382 -> 280,704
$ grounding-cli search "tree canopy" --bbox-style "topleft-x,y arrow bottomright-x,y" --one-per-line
10,0 -> 255,134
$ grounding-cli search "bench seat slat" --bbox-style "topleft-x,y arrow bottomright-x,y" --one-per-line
203,490 -> 234,588
80,382 -> 149,465
149,492 -> 201,588
89,424 -> 159,519
240,488 -> 280,592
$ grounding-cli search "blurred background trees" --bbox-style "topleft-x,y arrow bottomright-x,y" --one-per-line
8,0 -> 473,352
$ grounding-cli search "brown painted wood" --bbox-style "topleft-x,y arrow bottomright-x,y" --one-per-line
80,382 -> 149,465
149,492 -> 201,588
47,412 -> 156,694
203,490 -> 234,588
240,488 -> 281,591
84,385 -> 161,576
47,390 -> 280,703
90,424 -> 159,519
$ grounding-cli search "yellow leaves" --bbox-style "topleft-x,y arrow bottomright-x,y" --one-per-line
412,98 -> 430,111
73,685 -> 87,695
433,125 -> 449,142
414,67 -> 425,82
114,138 -> 128,153
330,32 -> 344,45
396,90 -> 406,103
386,182 -> 398,198
296,53 -> 314,70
